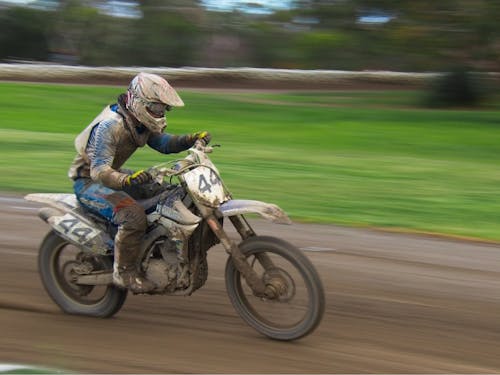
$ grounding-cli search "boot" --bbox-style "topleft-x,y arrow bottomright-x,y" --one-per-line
111,203 -> 155,294
113,264 -> 155,294
112,244 -> 155,294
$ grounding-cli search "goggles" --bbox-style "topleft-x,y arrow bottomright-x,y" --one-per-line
146,102 -> 172,117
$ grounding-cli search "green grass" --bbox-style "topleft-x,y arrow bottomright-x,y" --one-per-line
1,82 -> 499,241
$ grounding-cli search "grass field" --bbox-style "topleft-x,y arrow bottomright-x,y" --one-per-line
0,82 -> 499,241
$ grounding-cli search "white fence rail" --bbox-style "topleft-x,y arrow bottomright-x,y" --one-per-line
0,64 -> 440,84
0,64 -> 498,86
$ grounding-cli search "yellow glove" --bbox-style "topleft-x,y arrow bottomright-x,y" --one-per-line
188,131 -> 211,146
123,170 -> 152,187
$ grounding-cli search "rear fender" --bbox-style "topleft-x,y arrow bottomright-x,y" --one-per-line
25,193 -> 79,213
25,193 -> 108,254
218,199 -> 291,225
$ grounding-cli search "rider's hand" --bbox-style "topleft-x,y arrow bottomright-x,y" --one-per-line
188,131 -> 211,146
123,170 -> 152,187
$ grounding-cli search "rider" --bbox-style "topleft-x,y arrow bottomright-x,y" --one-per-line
68,72 -> 211,294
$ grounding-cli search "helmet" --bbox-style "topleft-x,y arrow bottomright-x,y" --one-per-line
126,72 -> 184,133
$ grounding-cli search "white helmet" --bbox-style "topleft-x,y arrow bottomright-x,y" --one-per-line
126,72 -> 184,133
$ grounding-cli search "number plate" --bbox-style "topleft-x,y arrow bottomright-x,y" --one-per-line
183,166 -> 226,207
53,213 -> 101,244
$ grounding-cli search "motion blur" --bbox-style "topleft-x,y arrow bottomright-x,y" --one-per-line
0,0 -> 500,373
0,1 -> 499,72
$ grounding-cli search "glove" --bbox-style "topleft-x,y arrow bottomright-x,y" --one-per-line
123,170 -> 152,187
188,131 -> 211,146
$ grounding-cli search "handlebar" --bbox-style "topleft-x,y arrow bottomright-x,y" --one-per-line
147,141 -> 221,182
193,139 -> 220,153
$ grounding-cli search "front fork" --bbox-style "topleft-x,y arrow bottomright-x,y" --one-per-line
205,213 -> 275,298
229,215 -> 275,270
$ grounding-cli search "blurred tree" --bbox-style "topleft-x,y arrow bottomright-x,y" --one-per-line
130,0 -> 204,66
0,7 -> 52,61
0,0 -> 499,71
49,0 -> 101,63
285,0 -> 500,71
353,0 -> 500,71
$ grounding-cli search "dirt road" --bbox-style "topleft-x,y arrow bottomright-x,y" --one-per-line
0,194 -> 499,373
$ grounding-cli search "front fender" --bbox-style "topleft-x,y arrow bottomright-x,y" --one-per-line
218,199 -> 292,225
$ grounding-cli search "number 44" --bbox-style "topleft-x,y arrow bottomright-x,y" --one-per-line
198,169 -> 220,194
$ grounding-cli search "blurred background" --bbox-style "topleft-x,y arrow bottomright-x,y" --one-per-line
0,0 -> 499,72
1,3 -> 500,373
0,0 -> 499,240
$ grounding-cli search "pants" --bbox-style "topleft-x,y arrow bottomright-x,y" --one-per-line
73,178 -> 147,267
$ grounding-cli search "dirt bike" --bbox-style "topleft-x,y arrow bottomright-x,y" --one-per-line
25,141 -> 325,341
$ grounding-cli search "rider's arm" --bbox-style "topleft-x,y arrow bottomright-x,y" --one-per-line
89,120 -> 128,189
147,133 -> 193,154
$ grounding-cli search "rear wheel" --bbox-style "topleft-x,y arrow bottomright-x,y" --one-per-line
38,231 -> 127,318
225,236 -> 325,341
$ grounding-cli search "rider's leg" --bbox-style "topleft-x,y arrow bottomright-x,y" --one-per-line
73,178 -> 154,293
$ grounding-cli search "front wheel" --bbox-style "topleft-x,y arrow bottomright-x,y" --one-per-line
38,231 -> 127,318
225,236 -> 325,341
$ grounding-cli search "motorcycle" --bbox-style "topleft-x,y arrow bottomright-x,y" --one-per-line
25,141 -> 325,341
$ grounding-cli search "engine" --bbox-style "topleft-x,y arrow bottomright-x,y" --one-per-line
144,236 -> 208,294
144,237 -> 186,293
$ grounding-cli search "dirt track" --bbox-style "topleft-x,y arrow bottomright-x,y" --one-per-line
0,194 -> 499,373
